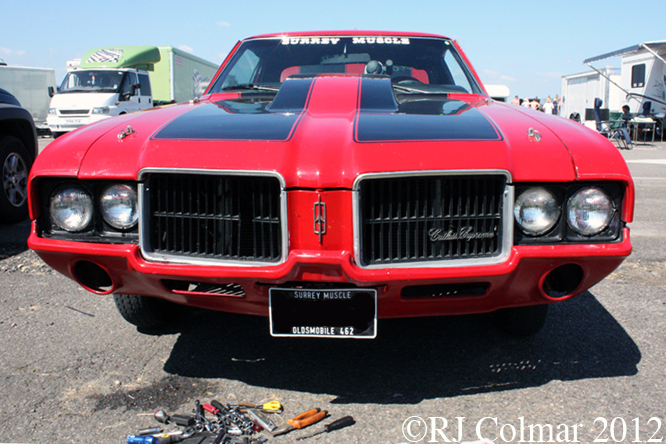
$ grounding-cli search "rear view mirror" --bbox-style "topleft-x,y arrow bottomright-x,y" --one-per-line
48,86 -> 55,97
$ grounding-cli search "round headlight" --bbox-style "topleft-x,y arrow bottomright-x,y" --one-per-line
567,188 -> 614,236
100,184 -> 138,230
514,187 -> 561,235
49,185 -> 93,232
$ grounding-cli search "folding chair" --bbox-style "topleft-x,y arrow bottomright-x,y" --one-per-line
601,121 -> 632,149
598,108 -> 632,150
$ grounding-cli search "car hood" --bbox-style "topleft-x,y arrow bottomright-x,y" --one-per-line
36,75 -> 631,188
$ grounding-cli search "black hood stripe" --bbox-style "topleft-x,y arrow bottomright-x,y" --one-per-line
154,76 -> 501,142
355,77 -> 501,142
154,78 -> 315,141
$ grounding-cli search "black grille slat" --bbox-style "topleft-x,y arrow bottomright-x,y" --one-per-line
59,109 -> 89,115
359,175 -> 505,266
145,173 -> 281,263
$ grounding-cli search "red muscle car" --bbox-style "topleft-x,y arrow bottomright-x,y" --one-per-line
28,32 -> 634,338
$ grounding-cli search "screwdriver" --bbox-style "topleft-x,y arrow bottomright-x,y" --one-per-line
230,401 -> 283,413
295,415 -> 355,440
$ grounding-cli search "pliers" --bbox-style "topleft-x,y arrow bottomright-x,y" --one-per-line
272,408 -> 328,436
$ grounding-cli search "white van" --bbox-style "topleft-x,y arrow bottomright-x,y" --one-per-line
47,67 -> 152,137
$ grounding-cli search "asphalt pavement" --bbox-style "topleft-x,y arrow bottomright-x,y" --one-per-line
1,137 -> 665,444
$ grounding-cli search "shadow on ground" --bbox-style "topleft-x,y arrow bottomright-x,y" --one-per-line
0,218 -> 30,259
161,292 -> 640,404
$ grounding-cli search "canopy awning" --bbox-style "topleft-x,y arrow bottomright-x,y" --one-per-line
583,41 -> 666,64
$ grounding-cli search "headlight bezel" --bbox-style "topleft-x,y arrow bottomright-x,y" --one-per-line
514,182 -> 624,245
513,186 -> 562,236
100,184 -> 139,231
566,187 -> 615,236
39,179 -> 140,242
49,184 -> 94,232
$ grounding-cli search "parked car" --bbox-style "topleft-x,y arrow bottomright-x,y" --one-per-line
0,87 -> 38,224
27,32 -> 634,337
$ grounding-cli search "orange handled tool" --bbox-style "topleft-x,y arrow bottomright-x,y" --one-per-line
273,408 -> 328,436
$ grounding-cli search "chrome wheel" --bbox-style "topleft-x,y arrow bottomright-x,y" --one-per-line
3,151 -> 28,208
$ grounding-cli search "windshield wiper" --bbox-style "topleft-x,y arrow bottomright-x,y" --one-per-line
392,83 -> 434,94
221,83 -> 280,92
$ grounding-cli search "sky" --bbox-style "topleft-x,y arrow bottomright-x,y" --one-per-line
2,0 -> 665,100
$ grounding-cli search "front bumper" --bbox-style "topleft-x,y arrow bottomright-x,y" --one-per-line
28,223 -> 632,318
47,114 -> 110,133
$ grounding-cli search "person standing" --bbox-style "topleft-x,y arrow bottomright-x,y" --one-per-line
543,96 -> 554,114
530,97 -> 540,111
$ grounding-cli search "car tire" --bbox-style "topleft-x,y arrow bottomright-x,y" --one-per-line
113,294 -> 182,329
0,135 -> 31,224
52,132 -> 65,139
495,303 -> 548,337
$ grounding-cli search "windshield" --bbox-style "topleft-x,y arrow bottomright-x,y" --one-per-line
58,70 -> 124,93
209,36 -> 482,95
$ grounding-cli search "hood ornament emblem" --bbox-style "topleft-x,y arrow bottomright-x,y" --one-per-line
118,125 -> 135,140
313,195 -> 327,244
527,127 -> 541,142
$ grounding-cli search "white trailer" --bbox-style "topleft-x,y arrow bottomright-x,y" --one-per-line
0,63 -> 57,130
561,67 -> 622,129
563,41 -> 666,120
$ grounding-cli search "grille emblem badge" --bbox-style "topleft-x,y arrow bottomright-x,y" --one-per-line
428,227 -> 496,242
313,196 -> 327,243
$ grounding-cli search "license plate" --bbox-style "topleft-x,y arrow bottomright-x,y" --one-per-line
269,288 -> 377,338
65,119 -> 82,124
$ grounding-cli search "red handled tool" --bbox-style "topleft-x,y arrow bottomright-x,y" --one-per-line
272,408 -> 328,436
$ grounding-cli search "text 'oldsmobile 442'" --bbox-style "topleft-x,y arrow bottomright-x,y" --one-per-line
28,32 -> 634,338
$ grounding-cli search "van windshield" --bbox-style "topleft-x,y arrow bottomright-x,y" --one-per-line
58,70 -> 124,93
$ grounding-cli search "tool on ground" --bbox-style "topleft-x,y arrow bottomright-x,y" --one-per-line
154,410 -> 170,424
152,434 -> 185,444
127,435 -> 158,444
194,400 -> 219,433
138,427 -> 164,436
272,408 -> 328,436
212,434 -> 266,444
154,409 -> 196,427
295,415 -> 355,440
230,401 -> 283,413
209,400 -> 255,433
245,408 -> 277,432
147,400 -> 268,444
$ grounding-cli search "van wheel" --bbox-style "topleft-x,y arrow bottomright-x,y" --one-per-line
113,294 -> 182,329
0,135 -> 31,224
495,304 -> 548,337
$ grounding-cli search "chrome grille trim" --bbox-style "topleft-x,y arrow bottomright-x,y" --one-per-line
138,168 -> 288,267
353,170 -> 514,269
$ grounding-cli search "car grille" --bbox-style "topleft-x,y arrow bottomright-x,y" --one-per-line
357,173 -> 508,266
141,172 -> 283,264
59,109 -> 89,115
